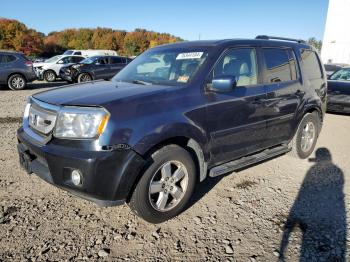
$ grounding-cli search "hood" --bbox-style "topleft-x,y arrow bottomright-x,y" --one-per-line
33,80 -> 175,107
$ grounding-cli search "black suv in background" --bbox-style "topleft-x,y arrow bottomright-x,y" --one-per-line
17,36 -> 327,223
59,55 -> 132,83
0,51 -> 36,90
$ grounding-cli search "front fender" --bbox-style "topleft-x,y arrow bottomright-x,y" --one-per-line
131,121 -> 209,158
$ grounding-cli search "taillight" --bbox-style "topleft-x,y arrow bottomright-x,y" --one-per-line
25,61 -> 33,67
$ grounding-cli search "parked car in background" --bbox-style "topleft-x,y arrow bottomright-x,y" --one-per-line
33,55 -> 85,82
59,55 -> 132,83
327,67 -> 350,113
63,50 -> 118,57
324,63 -> 348,77
17,36 -> 327,223
0,51 -> 36,90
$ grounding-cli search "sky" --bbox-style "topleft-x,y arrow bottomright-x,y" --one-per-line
0,0 -> 329,41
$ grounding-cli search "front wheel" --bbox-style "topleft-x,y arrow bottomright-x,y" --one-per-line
77,73 -> 92,83
289,112 -> 320,159
8,74 -> 26,90
128,144 -> 196,223
44,70 -> 56,82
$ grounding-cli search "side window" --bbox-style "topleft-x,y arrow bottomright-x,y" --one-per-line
301,50 -> 322,80
210,48 -> 258,87
74,51 -> 82,56
262,48 -> 293,83
98,58 -> 108,65
72,56 -> 84,63
110,57 -> 124,64
0,54 -> 5,63
5,55 -> 17,63
58,57 -> 69,64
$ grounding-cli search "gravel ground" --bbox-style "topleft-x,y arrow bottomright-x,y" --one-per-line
0,82 -> 350,261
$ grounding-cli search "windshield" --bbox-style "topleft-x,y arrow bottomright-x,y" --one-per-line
112,48 -> 209,86
81,57 -> 98,64
330,68 -> 350,81
63,50 -> 73,55
45,55 -> 62,63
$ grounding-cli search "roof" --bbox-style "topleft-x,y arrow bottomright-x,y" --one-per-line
0,50 -> 23,54
154,38 -> 311,50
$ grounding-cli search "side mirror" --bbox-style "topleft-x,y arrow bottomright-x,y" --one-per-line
57,60 -> 64,64
95,62 -> 101,65
208,76 -> 237,92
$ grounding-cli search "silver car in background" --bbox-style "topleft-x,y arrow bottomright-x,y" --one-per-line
33,55 -> 84,82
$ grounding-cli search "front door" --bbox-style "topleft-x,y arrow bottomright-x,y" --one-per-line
205,47 -> 268,166
94,57 -> 110,80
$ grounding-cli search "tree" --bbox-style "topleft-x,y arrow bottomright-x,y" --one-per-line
307,37 -> 322,53
0,18 -> 183,57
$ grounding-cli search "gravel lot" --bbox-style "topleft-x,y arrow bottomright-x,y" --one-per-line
0,81 -> 350,261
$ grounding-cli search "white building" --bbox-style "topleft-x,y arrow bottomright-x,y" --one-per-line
321,0 -> 350,64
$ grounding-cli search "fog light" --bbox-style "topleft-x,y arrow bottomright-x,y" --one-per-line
71,170 -> 82,186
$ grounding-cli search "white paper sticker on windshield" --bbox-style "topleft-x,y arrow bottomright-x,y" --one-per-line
176,52 -> 203,60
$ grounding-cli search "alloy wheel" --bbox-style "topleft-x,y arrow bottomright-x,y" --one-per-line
300,121 -> 316,152
11,76 -> 25,89
148,160 -> 189,212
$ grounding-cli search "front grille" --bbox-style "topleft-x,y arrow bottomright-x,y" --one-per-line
28,102 -> 57,135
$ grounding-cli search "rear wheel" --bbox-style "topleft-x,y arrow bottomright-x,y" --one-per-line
77,73 -> 92,83
8,74 -> 26,90
44,70 -> 56,82
289,112 -> 320,159
128,144 -> 196,223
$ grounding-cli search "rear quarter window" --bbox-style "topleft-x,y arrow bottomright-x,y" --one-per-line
301,50 -> 323,80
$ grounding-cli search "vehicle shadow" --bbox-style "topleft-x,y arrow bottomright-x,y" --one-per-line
278,147 -> 347,261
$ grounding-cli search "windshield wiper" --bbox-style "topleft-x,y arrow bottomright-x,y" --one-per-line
131,80 -> 152,85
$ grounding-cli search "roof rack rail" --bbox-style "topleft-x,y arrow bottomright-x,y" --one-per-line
255,35 -> 306,44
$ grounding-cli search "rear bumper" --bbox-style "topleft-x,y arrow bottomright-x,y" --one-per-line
26,71 -> 37,82
17,127 -> 146,207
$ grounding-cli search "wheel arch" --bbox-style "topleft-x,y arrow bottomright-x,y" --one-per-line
7,72 -> 27,83
140,136 -> 208,182
79,71 -> 94,80
125,135 -> 208,203
44,69 -> 57,76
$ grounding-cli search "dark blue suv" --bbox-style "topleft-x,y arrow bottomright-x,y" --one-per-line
17,36 -> 327,223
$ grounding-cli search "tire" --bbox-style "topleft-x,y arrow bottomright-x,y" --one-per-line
44,70 -> 56,82
7,74 -> 26,90
289,112 -> 320,159
128,144 -> 196,223
77,73 -> 92,83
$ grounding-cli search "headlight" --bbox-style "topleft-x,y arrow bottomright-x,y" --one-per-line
54,107 -> 109,139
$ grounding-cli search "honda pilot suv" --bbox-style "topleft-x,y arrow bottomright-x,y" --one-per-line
17,36 -> 327,223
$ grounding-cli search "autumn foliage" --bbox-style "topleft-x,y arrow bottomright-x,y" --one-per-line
0,18 -> 182,57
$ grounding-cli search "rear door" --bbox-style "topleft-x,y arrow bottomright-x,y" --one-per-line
205,47 -> 268,165
109,57 -> 126,78
261,47 -> 302,148
0,54 -> 18,83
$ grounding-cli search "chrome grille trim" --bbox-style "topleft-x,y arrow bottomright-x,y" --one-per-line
23,97 -> 61,144
29,104 -> 57,134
